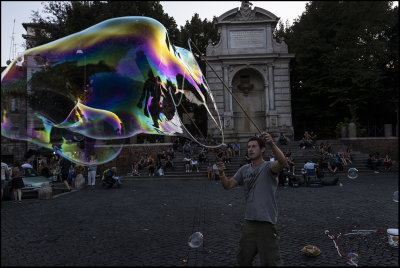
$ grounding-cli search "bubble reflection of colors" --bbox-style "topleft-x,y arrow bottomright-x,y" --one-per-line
1,16 -> 223,165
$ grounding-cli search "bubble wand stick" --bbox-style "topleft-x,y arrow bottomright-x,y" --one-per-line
324,230 -> 358,266
189,39 -> 262,134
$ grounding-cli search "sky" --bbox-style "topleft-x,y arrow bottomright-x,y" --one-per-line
1,1 -> 312,67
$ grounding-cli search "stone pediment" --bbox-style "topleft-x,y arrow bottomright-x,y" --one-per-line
218,6 -> 279,24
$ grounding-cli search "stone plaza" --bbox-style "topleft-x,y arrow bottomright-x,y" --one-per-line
1,173 -> 398,266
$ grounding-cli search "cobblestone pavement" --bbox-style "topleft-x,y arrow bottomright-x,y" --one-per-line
1,173 -> 398,266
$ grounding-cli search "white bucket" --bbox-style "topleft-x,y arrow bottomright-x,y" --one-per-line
387,228 -> 398,248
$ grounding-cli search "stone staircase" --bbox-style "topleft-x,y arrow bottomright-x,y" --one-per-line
122,139 -> 398,180
122,148 -> 244,179
275,139 -> 398,176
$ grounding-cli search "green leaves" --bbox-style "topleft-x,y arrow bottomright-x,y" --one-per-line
29,1 -> 180,47
178,13 -> 219,73
281,1 -> 398,137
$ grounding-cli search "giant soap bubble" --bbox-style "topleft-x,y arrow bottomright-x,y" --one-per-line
1,16 -> 223,165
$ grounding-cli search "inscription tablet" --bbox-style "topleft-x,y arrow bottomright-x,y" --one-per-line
229,29 -> 265,48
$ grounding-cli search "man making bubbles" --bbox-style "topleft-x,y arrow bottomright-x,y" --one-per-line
217,132 -> 287,266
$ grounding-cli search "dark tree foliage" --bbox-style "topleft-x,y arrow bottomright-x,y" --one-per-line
30,1 -> 180,47
179,13 -> 220,74
276,1 -> 398,138
177,13 -> 220,136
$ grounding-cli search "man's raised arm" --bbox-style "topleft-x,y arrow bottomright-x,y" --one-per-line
217,162 -> 238,190
261,132 -> 287,174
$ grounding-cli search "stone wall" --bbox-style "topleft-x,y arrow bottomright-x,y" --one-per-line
1,136 -> 26,164
340,138 -> 399,161
98,143 -> 173,175
205,4 -> 294,143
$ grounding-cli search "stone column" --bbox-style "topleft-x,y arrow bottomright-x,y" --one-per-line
341,126 -> 347,138
223,66 -> 230,113
267,63 -> 277,133
223,66 -> 233,130
229,85 -> 233,113
264,82 -> 269,131
264,83 -> 269,114
222,25 -> 228,49
266,25 -> 273,53
384,124 -> 393,137
348,122 -> 357,138
268,64 -> 275,110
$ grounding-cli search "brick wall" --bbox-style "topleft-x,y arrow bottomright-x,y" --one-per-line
340,138 -> 398,161
98,143 -> 173,175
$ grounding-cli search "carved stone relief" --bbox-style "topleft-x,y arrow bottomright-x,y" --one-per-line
236,1 -> 255,21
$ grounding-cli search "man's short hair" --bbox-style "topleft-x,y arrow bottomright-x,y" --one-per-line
247,136 -> 265,149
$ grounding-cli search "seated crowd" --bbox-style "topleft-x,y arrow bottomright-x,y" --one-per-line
366,152 -> 392,173
316,142 -> 393,175
131,148 -> 175,177
129,133 -> 394,180
299,131 -> 317,149
316,143 -> 353,175
208,141 -> 239,180
130,137 -> 238,178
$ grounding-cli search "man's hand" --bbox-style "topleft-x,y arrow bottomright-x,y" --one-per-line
260,132 -> 274,146
216,162 -> 225,174
216,161 -> 238,190
261,131 -> 288,174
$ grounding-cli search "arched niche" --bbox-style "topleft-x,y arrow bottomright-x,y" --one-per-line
231,68 -> 266,133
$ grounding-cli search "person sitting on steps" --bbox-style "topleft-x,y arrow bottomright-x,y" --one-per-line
102,167 -> 121,188
232,141 -> 241,157
327,154 -> 337,175
345,147 -> 353,164
207,162 -> 213,180
183,154 -> 192,173
383,153 -> 392,171
278,132 -> 288,145
163,155 -> 174,173
191,157 -> 199,172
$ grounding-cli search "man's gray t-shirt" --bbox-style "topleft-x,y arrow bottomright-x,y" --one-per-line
233,161 -> 279,224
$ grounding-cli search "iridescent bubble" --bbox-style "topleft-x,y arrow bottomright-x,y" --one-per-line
393,191 -> 399,203
1,16 -> 223,166
188,232 -> 203,248
345,252 -> 359,266
347,168 -> 358,179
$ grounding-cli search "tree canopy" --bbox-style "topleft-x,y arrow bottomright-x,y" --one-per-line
28,1 -> 398,138
276,1 -> 398,138
178,13 -> 219,72
30,1 -> 180,46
